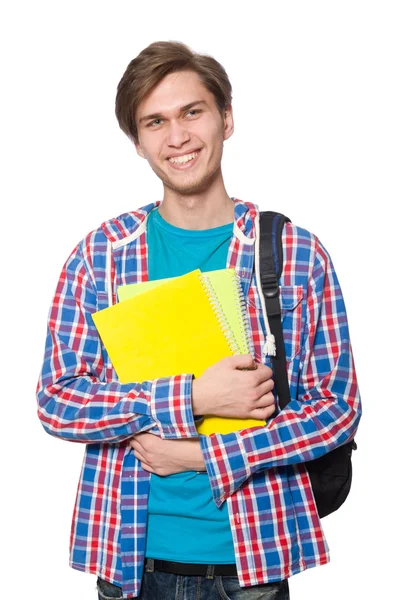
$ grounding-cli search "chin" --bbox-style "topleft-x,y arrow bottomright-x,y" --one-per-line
166,178 -> 212,196
164,166 -> 220,196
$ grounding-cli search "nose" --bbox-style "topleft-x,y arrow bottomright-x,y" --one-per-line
166,119 -> 191,148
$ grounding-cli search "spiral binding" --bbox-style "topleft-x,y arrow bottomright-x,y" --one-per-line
199,273 -> 240,355
229,271 -> 256,356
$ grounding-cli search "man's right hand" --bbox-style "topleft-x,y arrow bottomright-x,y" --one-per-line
192,354 -> 276,420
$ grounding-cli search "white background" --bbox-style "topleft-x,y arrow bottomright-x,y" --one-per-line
1,1 -> 396,598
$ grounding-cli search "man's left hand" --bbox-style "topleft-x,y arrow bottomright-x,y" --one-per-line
129,433 -> 206,476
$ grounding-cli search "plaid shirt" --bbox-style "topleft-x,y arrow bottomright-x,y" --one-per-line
36,199 -> 361,598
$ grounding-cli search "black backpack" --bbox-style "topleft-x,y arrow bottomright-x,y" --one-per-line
259,211 -> 357,518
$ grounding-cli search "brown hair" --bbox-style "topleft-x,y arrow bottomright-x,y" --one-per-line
115,41 -> 233,143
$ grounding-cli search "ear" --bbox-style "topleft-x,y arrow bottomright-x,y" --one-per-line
223,104 -> 234,141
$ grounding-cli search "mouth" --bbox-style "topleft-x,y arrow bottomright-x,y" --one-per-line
166,149 -> 201,170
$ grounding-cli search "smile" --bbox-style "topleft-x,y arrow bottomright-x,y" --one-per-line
167,150 -> 201,169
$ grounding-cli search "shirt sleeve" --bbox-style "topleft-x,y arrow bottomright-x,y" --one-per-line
36,241 -> 198,443
199,235 -> 362,507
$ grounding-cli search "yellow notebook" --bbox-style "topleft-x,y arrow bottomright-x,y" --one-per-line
117,269 -> 266,435
92,270 -> 237,384
118,268 -> 254,355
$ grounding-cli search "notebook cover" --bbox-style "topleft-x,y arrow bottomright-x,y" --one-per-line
118,269 -> 251,353
92,270 -> 235,384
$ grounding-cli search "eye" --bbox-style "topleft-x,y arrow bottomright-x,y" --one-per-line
187,109 -> 201,117
148,119 -> 163,128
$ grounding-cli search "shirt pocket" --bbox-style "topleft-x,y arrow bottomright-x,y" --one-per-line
279,285 -> 304,362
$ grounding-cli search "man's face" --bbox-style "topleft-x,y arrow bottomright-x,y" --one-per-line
134,70 -> 234,196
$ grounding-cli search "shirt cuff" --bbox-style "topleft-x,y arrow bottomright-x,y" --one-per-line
199,431 -> 251,507
149,374 -> 198,439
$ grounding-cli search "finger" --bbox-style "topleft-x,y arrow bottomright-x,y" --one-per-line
130,439 -> 144,452
132,449 -> 147,464
255,391 -> 276,408
227,354 -> 256,370
254,378 -> 275,396
252,364 -> 273,383
140,462 -> 155,474
132,432 -> 153,447
249,405 -> 276,421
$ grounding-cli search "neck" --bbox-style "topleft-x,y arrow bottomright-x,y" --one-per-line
159,178 -> 234,230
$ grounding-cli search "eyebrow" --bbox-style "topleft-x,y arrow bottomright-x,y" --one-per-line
139,100 -> 208,124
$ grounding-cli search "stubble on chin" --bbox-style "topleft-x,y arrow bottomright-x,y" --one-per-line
164,174 -> 214,196
157,154 -> 222,197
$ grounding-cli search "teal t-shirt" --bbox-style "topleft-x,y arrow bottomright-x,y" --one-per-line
145,207 -> 236,563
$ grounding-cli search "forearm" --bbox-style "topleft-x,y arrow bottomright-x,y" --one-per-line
37,242 -> 199,444
200,236 -> 362,506
184,438 -> 206,471
37,369 -> 197,444
201,370 -> 361,506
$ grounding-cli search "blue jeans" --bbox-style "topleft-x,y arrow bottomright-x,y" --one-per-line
97,572 -> 289,599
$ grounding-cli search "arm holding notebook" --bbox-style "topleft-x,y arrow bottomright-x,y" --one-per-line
36,241 -> 199,444
191,354 -> 276,421
198,236 -> 361,506
128,355 -> 276,475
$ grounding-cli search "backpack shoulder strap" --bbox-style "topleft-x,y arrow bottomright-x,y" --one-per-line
259,211 -> 291,410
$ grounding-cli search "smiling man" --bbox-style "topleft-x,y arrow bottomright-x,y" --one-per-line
36,41 -> 361,600
136,79 -> 227,198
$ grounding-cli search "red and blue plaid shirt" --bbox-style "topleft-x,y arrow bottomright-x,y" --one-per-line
36,199 -> 361,598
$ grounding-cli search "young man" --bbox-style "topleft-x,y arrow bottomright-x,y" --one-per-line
36,41 -> 361,600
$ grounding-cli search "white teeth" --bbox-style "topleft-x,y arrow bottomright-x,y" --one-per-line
168,151 -> 199,164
